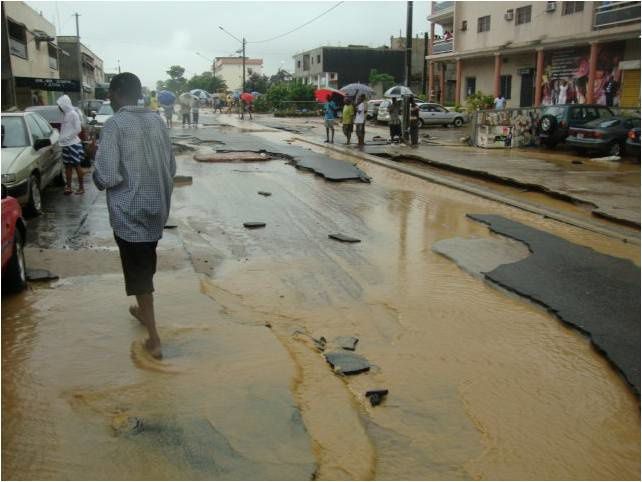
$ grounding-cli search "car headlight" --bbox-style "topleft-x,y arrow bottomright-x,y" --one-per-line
1,174 -> 16,184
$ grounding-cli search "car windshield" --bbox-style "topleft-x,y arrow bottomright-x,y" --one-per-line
1,117 -> 29,148
541,106 -> 565,120
28,107 -> 62,123
98,104 -> 114,115
585,118 -> 621,129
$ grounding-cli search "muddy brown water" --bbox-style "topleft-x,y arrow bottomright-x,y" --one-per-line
3,120 -> 640,480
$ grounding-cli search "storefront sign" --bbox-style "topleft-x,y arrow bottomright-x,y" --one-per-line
14,77 -> 80,92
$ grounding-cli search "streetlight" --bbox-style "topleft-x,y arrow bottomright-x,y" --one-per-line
218,25 -> 246,92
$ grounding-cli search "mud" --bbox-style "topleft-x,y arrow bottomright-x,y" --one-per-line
4,117 -> 640,480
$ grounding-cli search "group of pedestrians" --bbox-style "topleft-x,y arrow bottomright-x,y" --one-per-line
324,94 -> 368,146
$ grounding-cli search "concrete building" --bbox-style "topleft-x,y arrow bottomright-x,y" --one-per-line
390,34 -> 432,94
292,46 -> 405,90
57,36 -> 105,102
2,1 -> 71,109
214,57 -> 263,91
427,1 -> 641,108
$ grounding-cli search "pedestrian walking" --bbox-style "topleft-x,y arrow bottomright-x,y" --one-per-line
409,97 -> 420,146
191,100 -> 199,128
388,98 -> 402,143
494,94 -> 506,110
149,91 -> 159,112
57,94 -> 85,195
605,76 -> 617,107
93,72 -> 176,360
341,99 -> 355,144
163,103 -> 174,128
355,94 -> 367,146
323,94 -> 338,143
180,102 -> 191,128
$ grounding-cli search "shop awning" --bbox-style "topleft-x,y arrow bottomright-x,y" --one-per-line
15,77 -> 80,92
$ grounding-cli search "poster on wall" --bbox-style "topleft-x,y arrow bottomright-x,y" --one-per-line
542,41 -> 625,106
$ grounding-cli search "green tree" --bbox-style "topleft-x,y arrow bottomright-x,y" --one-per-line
269,69 -> 292,86
157,65 -> 188,94
244,72 -> 270,93
368,68 -> 396,91
187,71 -> 227,93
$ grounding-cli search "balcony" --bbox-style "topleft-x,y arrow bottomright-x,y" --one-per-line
432,38 -> 454,54
428,1 -> 455,23
593,1 -> 641,29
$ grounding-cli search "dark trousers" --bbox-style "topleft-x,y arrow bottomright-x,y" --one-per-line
192,112 -> 199,124
355,123 -> 365,144
389,123 -> 402,140
182,113 -> 190,125
410,120 -> 419,145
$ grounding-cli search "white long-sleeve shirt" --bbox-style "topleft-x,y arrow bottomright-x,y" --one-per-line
56,95 -> 81,146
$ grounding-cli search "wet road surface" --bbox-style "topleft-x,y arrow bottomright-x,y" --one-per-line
3,113 -> 640,480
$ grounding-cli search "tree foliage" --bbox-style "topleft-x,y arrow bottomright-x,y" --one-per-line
368,69 -> 396,91
465,91 -> 494,112
187,71 -> 227,93
156,65 -> 226,95
244,72 -> 269,94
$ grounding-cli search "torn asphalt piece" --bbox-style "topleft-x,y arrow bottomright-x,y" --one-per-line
324,351 -> 370,375
164,225 -> 178,229
365,389 -> 389,406
328,234 -> 361,243
26,268 -> 59,282
468,214 -> 641,394
173,175 -> 193,185
258,191 -> 272,197
194,152 -> 271,163
243,222 -> 266,229
291,155 -> 371,183
335,336 -> 359,351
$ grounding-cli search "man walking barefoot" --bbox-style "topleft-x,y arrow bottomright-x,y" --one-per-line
93,72 -> 176,359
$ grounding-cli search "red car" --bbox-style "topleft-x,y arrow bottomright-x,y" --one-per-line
2,185 -> 27,293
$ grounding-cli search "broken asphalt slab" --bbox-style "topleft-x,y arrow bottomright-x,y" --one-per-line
328,233 -> 361,243
324,351 -> 370,375
194,152 -> 272,163
467,214 -> 641,394
26,268 -> 59,282
335,336 -> 359,351
365,389 -> 389,407
257,191 -> 272,197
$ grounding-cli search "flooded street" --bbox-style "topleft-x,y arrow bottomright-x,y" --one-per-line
3,115 -> 640,480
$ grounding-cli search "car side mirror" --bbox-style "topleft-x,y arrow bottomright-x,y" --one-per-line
90,111 -> 97,118
89,119 -> 98,125
34,137 -> 51,150
1,184 -> 7,199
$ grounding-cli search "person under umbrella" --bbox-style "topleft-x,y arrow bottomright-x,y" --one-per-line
388,98 -> 402,143
409,96 -> 420,146
341,97 -> 355,145
354,94 -> 368,146
191,97 -> 200,128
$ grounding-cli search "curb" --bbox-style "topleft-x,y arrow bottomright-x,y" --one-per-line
293,137 -> 640,246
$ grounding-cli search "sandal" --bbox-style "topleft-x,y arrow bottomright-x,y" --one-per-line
74,188 -> 85,195
64,187 -> 72,195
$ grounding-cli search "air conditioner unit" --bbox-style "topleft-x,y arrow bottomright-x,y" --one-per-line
460,20 -> 468,31
504,9 -> 514,20
545,1 -> 556,12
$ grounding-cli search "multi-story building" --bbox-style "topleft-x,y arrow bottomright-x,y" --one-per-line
214,56 -> 263,91
427,1 -> 641,108
293,46 -> 405,91
57,36 -> 105,102
390,34 -> 436,94
2,1 -> 69,109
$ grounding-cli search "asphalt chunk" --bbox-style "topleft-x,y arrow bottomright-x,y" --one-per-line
325,351 -> 370,375
243,222 -> 266,229
335,336 -> 359,351
26,268 -> 59,282
258,191 -> 272,197
329,233 -> 361,243
365,389 -> 389,406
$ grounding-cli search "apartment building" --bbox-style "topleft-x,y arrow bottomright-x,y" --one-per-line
427,1 -> 641,108
57,36 -> 105,102
214,57 -> 263,91
2,1 -> 70,109
293,46 -> 404,90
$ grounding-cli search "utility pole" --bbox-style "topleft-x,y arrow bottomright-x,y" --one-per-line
242,37 -> 246,93
74,12 -> 82,101
403,1 -> 413,141
422,32 -> 428,96
117,59 -> 121,74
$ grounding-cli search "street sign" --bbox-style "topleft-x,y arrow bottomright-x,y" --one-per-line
14,77 -> 81,92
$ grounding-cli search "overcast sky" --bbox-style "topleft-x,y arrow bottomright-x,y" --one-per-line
27,1 -> 430,89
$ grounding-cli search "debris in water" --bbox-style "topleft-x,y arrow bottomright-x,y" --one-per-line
365,389 -> 389,406
174,175 -> 193,185
335,336 -> 359,351
324,351 -> 370,375
258,191 -> 272,197
111,414 -> 144,435
590,155 -> 621,162
264,322 -> 272,329
329,233 -> 361,243
572,160 -> 583,165
164,225 -> 178,229
243,222 -> 266,229
314,336 -> 327,352
26,268 -> 59,282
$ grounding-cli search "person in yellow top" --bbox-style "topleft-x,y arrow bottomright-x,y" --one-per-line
149,91 -> 159,112
341,99 -> 355,145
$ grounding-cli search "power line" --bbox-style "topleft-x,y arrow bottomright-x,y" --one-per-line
247,2 -> 344,44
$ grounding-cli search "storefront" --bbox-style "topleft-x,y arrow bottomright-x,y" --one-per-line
14,76 -> 80,108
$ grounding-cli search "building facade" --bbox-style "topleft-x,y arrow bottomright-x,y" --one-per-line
57,36 -> 105,102
293,46 -> 405,90
427,1 -> 641,108
2,1 -> 68,109
214,57 -> 263,91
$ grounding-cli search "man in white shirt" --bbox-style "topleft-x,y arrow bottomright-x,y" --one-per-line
354,95 -> 367,146
57,95 -> 85,195
494,95 -> 506,110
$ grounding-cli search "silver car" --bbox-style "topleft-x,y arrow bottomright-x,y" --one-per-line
417,103 -> 467,128
376,100 -> 392,123
1,112 -> 62,216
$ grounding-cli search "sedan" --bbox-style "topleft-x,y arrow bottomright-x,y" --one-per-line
1,185 -> 27,293
566,116 -> 640,157
416,103 -> 467,128
1,112 -> 62,216
90,101 -> 114,138
376,100 -> 391,123
366,99 -> 384,120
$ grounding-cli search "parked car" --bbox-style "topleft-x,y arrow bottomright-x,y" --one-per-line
366,99 -> 384,120
90,101 -> 114,138
376,99 -> 391,123
537,104 -> 614,148
1,184 -> 27,293
25,105 -> 92,161
566,116 -> 640,156
1,112 -> 62,216
78,99 -> 104,117
416,102 -> 467,128
626,127 -> 640,159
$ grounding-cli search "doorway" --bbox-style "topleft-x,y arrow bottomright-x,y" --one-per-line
520,70 -> 534,107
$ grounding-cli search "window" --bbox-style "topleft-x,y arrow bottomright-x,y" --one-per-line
562,1 -> 584,15
465,77 -> 476,97
33,114 -> 53,137
516,5 -> 532,24
7,19 -> 27,59
48,43 -> 58,70
297,60 -> 301,68
477,15 -> 491,32
500,75 -> 512,99
25,115 -> 46,142
317,54 -> 321,63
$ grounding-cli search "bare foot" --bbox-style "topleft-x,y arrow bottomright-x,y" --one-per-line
129,305 -> 146,327
144,338 -> 163,359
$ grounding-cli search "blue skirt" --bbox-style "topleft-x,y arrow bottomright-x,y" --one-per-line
62,143 -> 84,166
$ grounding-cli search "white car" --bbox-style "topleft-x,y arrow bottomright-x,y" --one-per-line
90,101 -> 113,137
416,103 -> 467,128
376,100 -> 392,123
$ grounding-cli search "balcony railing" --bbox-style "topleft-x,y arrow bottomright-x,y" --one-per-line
593,1 -> 641,29
432,1 -> 454,14
432,38 -> 453,54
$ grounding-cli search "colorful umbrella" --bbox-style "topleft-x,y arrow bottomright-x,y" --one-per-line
179,92 -> 198,106
157,90 -> 176,105
314,88 -> 345,103
240,92 -> 254,103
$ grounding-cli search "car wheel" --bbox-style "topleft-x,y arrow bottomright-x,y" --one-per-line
540,114 -> 557,134
3,229 -> 27,294
453,117 -> 464,128
25,174 -> 42,217
417,118 -> 424,128
608,142 -> 622,157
